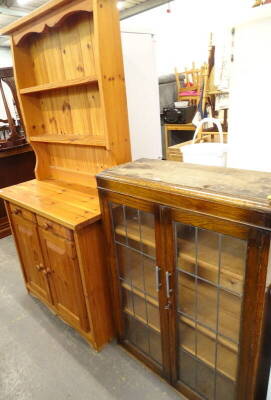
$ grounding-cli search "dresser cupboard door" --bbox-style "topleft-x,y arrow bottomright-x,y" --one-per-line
38,228 -> 89,332
11,214 -> 52,304
163,207 -> 269,400
103,195 -> 170,379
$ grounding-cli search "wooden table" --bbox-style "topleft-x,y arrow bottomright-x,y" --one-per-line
0,144 -> 35,238
164,123 -> 195,159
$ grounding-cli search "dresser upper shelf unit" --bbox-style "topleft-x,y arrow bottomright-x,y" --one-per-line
1,0 -> 131,188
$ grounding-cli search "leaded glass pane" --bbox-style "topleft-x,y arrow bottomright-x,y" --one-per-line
175,222 -> 247,399
110,203 -> 162,366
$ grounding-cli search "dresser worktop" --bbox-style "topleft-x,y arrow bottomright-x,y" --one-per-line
0,179 -> 101,230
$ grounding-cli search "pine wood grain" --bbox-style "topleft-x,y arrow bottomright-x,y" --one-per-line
74,221 -> 114,349
9,9 -> 131,186
29,135 -> 106,146
20,76 -> 98,94
38,226 -> 90,331
1,0 -> 131,354
0,179 -> 101,230
0,0 -> 93,39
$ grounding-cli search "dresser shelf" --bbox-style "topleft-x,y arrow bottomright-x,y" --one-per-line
30,134 -> 106,147
20,76 -> 98,95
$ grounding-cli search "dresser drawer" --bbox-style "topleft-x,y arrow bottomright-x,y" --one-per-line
36,215 -> 73,240
10,203 -> 36,223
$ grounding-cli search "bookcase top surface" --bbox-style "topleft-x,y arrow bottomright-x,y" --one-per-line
0,0 -> 92,36
0,179 -> 101,230
97,159 -> 271,213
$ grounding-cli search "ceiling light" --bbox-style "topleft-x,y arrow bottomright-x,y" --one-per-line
117,1 -> 125,10
17,0 -> 31,6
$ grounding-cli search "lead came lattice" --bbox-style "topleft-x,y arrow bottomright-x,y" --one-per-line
110,203 -> 163,366
175,223 -> 247,400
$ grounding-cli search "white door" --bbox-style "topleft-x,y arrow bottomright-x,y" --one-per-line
121,31 -> 162,160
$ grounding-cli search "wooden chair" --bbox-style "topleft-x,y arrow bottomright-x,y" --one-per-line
0,68 -> 26,149
164,64 -> 210,160
175,62 -> 208,107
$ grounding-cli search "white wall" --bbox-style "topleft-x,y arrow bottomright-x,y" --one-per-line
0,47 -> 12,67
121,0 -> 254,76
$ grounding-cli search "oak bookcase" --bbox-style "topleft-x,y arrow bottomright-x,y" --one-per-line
97,159 -> 271,400
0,0 -> 131,350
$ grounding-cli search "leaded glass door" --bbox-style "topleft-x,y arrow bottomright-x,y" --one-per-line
164,207 -> 253,400
108,198 -> 170,378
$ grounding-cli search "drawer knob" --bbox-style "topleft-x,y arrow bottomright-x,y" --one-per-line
43,223 -> 51,230
14,208 -> 21,215
43,268 -> 52,276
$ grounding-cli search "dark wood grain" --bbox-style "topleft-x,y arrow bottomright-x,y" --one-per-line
175,381 -> 206,400
154,203 -> 172,381
98,159 -> 271,400
237,231 -> 271,400
99,189 -> 170,377
255,283 -> 271,399
161,206 -> 177,384
99,190 -> 125,338
97,178 -> 270,231
0,147 -> 35,238
97,159 -> 271,211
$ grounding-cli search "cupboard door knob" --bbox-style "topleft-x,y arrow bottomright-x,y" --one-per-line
14,208 -> 21,215
36,264 -> 44,271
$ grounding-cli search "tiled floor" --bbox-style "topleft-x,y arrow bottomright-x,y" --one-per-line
0,236 -> 183,400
